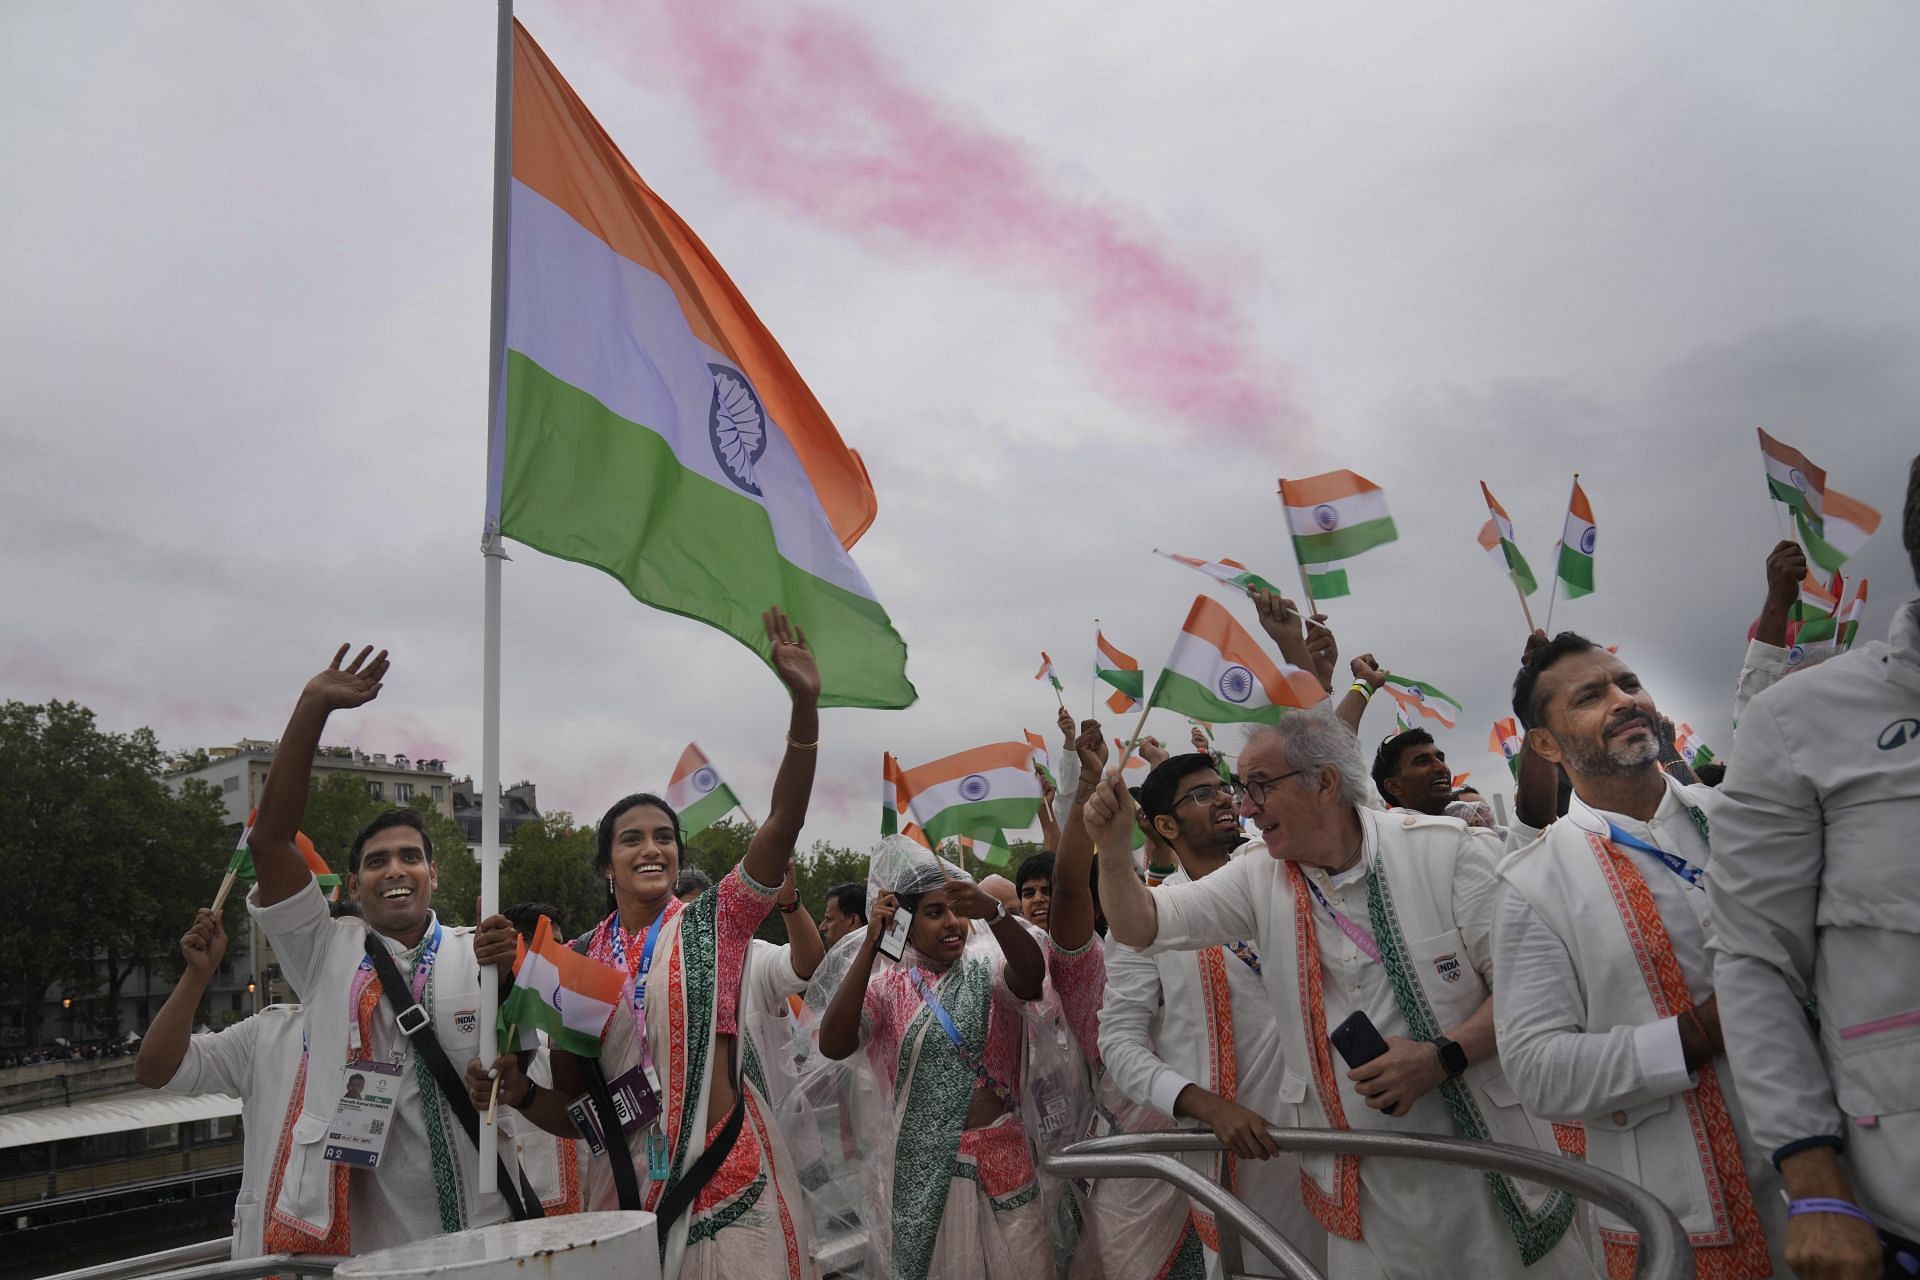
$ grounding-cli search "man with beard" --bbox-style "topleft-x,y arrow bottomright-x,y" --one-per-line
1494,635 -> 1787,1280
1098,752 -> 1325,1278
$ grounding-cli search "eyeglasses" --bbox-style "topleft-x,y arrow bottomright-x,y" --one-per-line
1174,781 -> 1240,810
1238,769 -> 1307,808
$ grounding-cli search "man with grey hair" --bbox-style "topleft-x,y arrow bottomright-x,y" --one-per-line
1087,673 -> 1592,1280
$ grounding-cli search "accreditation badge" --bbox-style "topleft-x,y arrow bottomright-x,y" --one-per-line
323,1058 -> 404,1167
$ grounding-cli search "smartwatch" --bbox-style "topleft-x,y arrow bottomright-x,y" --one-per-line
1431,1035 -> 1468,1078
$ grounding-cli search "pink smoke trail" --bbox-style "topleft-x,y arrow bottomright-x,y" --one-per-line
551,0 -> 1298,435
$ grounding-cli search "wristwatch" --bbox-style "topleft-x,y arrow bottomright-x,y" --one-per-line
1430,1035 -> 1468,1078
988,899 -> 1008,923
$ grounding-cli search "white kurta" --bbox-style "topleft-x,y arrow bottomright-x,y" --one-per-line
155,1003 -> 305,1258
249,882 -> 510,1250
1100,859 -> 1325,1278
1141,811 -> 1594,1280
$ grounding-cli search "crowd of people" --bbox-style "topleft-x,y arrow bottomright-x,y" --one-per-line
130,460 -> 1920,1280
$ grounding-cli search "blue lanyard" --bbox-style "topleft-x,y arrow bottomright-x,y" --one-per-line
909,967 -> 1018,1108
1605,822 -> 1706,890
354,921 -> 444,994
1304,877 -> 1382,962
608,911 -> 667,1067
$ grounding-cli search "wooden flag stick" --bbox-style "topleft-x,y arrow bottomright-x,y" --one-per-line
1277,479 -> 1320,617
209,868 -> 239,914
1543,471 -> 1578,635
1091,619 -> 1100,722
486,1072 -> 500,1127
1112,696 -> 1158,777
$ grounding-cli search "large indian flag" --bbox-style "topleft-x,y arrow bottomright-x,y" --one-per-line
1148,595 -> 1326,725
1757,429 -> 1827,524
1478,481 -> 1538,595
1095,629 -> 1143,713
1278,470 -> 1398,564
902,743 -> 1043,844
488,23 -> 912,709
1555,480 -> 1596,599
1798,485 -> 1881,573
664,743 -> 739,836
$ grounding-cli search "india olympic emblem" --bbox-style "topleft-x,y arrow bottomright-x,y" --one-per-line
709,364 -> 768,496
1217,665 -> 1255,704
1313,503 -> 1340,532
958,774 -> 991,802
1434,953 -> 1462,984
454,1009 -> 479,1034
691,766 -> 719,795
1579,526 -> 1598,555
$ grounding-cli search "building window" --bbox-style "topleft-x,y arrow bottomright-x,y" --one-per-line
396,783 -> 413,803
222,776 -> 239,792
367,781 -> 383,800
431,786 -> 444,803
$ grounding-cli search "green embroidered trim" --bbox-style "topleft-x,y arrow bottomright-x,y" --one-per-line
406,936 -> 467,1234
664,897 -> 718,1201
949,1156 -> 1039,1213
1165,1224 -> 1209,1280
1365,852 -> 1577,1265
685,1170 -> 766,1246
741,1023 -> 769,1100
891,958 -> 992,1280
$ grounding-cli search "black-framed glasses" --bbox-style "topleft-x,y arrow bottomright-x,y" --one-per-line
1238,769 -> 1307,807
1174,781 -> 1240,810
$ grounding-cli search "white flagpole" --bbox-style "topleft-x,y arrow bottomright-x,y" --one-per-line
476,0 -> 515,1197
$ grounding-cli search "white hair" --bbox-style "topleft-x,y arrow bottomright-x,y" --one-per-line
1246,704 -> 1375,809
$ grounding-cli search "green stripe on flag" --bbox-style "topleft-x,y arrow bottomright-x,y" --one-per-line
1768,476 -> 1818,519
1290,516 -> 1399,563
1097,668 -> 1145,699
1556,543 -> 1594,597
919,799 -> 1041,845
1150,669 -> 1288,727
678,784 -> 739,837
1794,510 -> 1847,573
498,985 -> 603,1058
501,353 -> 915,710
1307,566 -> 1351,599
1501,541 -> 1538,596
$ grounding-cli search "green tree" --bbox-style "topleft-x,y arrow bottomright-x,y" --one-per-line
499,812 -> 602,942
405,796 -> 479,927
299,772 -> 386,875
0,701 -> 232,1044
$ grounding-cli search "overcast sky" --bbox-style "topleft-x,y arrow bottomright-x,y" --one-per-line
3,0 -> 1914,858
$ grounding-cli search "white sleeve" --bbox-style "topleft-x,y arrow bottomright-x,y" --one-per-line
1142,855 -> 1261,956
1096,945 -> 1194,1119
1491,881 -> 1692,1123
1732,638 -> 1790,731
1053,751 -> 1081,832
154,1018 -> 258,1097
246,878 -> 344,1001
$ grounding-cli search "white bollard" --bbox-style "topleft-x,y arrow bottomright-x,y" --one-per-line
336,1212 -> 661,1280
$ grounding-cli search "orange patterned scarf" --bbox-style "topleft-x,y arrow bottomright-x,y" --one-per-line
1286,864 -> 1363,1241
1188,946 -> 1239,1250
1591,834 -> 1770,1280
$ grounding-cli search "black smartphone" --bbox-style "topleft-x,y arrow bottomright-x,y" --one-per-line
876,904 -> 912,963
1329,1010 -> 1390,1070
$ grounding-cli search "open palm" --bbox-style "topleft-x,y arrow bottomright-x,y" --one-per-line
304,644 -> 389,711
763,608 -> 820,703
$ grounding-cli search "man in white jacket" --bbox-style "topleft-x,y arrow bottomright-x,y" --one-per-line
1708,457 -> 1920,1280
1494,633 -> 1787,1280
245,645 -> 523,1255
1090,701 -> 1590,1280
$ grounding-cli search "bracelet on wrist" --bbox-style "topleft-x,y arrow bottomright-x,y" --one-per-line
1348,680 -> 1374,698
1786,1198 -> 1876,1227
777,900 -> 799,913
786,733 -> 819,751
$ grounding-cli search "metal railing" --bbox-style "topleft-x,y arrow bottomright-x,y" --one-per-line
38,1242 -> 335,1280
1043,1127 -> 1692,1280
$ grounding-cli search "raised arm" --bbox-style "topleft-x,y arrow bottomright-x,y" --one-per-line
1085,772 -> 1159,948
1035,768 -> 1061,850
743,608 -> 821,890
1339,653 -> 1389,733
250,645 -> 388,907
1047,721 -> 1107,952
1753,539 -> 1806,650
942,870 -> 1044,1000
135,909 -> 226,1088
819,892 -> 891,1060
776,868 -> 825,981
1252,589 -> 1314,674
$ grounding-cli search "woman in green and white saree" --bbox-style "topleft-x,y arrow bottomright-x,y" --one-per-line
816,840 -> 1050,1280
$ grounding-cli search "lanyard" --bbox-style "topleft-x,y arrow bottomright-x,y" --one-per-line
1226,940 -> 1264,977
1304,877 -> 1381,963
349,922 -> 443,1056
1604,822 -> 1706,890
909,967 -> 1019,1109
609,910 -> 668,1071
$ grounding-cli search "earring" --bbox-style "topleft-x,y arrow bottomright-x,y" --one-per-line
606,875 -> 614,891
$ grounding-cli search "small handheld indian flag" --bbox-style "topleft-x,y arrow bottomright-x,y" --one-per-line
1095,629 -> 1143,714
1154,551 -> 1285,598
1839,580 -> 1868,650
1147,595 -> 1326,726
1024,731 -> 1056,789
1478,482 -> 1539,595
1035,652 -> 1063,693
1788,568 -> 1843,644
498,915 -> 624,1057
1757,429 -> 1827,526
1278,470 -> 1398,567
1489,718 -> 1524,778
1382,675 -> 1463,731
1554,479 -> 1596,600
665,743 -> 740,837
881,751 -> 907,835
1672,723 -> 1714,771
902,743 -> 1044,845
224,812 -> 341,893
1798,485 -> 1881,573
957,832 -> 1012,869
